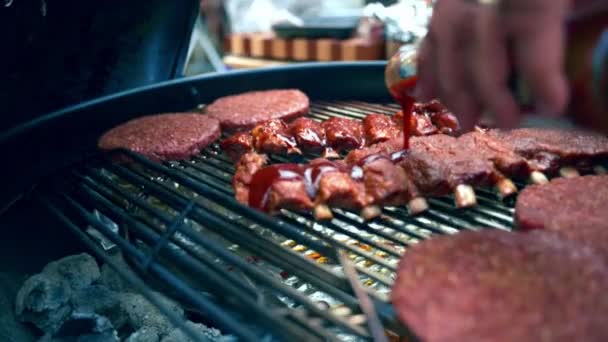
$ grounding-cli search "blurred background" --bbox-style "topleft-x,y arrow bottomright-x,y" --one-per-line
0,0 -> 432,130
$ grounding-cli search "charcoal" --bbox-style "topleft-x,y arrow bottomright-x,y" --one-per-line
118,292 -> 184,337
98,253 -> 133,293
0,273 -> 36,342
125,327 -> 160,342
71,285 -> 125,330
15,272 -> 73,334
38,311 -> 119,342
53,312 -> 117,340
41,254 -> 100,291
15,254 -> 101,334
160,321 -> 225,342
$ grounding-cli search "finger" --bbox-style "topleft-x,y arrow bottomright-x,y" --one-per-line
416,0 -> 465,102
472,4 -> 520,128
436,4 -> 482,130
505,0 -> 570,116
415,36 -> 439,101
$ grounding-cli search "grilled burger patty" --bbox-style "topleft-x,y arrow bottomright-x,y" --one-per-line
392,230 -> 608,342
516,175 -> 608,260
98,113 -> 221,162
205,89 -> 309,131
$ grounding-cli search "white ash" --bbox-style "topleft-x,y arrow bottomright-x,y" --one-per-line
125,327 -> 160,342
160,321 -> 226,342
98,253 -> 133,293
15,254 -> 100,334
118,292 -> 183,335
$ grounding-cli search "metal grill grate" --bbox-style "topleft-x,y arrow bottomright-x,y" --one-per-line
36,100 -> 517,341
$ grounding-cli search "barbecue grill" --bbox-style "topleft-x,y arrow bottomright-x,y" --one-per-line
0,62 -> 516,341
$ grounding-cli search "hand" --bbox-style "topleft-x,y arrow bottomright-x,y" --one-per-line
416,0 -> 571,130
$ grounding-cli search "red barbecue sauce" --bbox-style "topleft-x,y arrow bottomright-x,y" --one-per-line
389,76 -> 418,149
248,164 -> 303,211
249,76 -> 418,211
248,161 -> 341,211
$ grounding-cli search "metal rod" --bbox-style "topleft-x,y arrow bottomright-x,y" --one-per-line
338,250 -> 389,342
38,195 -> 218,342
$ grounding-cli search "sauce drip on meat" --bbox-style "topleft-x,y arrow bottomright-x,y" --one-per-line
249,161 -> 345,211
389,76 -> 418,149
249,164 -> 303,210
304,161 -> 341,197
249,150 -> 410,211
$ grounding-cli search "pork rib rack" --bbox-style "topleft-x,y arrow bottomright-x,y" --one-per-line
233,128 -> 608,220
221,100 -> 459,161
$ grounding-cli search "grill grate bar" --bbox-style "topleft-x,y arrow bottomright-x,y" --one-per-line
72,174 -> 340,341
78,168 -> 371,338
46,191 -> 266,341
37,196 -> 216,342
38,100 -> 520,341
100,157 -> 395,314
116,150 -> 336,256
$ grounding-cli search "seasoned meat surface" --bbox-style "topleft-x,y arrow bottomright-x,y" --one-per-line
516,175 -> 608,260
205,89 -> 309,131
289,117 -> 327,153
311,159 -> 370,209
458,131 -> 530,178
232,152 -> 268,204
360,157 -> 415,205
392,230 -> 608,342
265,178 -> 314,213
487,128 -> 608,172
362,114 -> 401,145
398,135 -> 494,195
98,113 -> 220,162
251,119 -> 299,155
220,131 -> 253,161
322,117 -> 365,151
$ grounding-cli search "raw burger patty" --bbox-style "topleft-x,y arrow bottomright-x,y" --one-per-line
516,175 -> 608,260
392,230 -> 608,342
98,113 -> 221,162
205,89 -> 309,131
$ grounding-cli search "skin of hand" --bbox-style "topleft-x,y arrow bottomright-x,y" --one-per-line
416,0 -> 571,130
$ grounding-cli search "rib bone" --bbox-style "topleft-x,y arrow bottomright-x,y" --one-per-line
529,171 -> 549,185
408,197 -> 429,215
454,184 -> 477,208
559,167 -> 580,179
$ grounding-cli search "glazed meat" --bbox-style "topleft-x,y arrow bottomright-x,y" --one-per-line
392,110 -> 438,136
362,114 -> 401,145
251,119 -> 300,155
98,113 -> 221,162
220,131 -> 253,161
311,159 -> 370,210
414,99 -> 460,133
356,155 -> 417,206
220,99 -> 463,161
322,117 -> 365,151
516,175 -> 608,261
232,127 -> 608,216
392,230 -> 608,342
232,152 -> 268,204
289,117 -> 326,153
431,111 -> 459,134
205,89 -> 309,131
